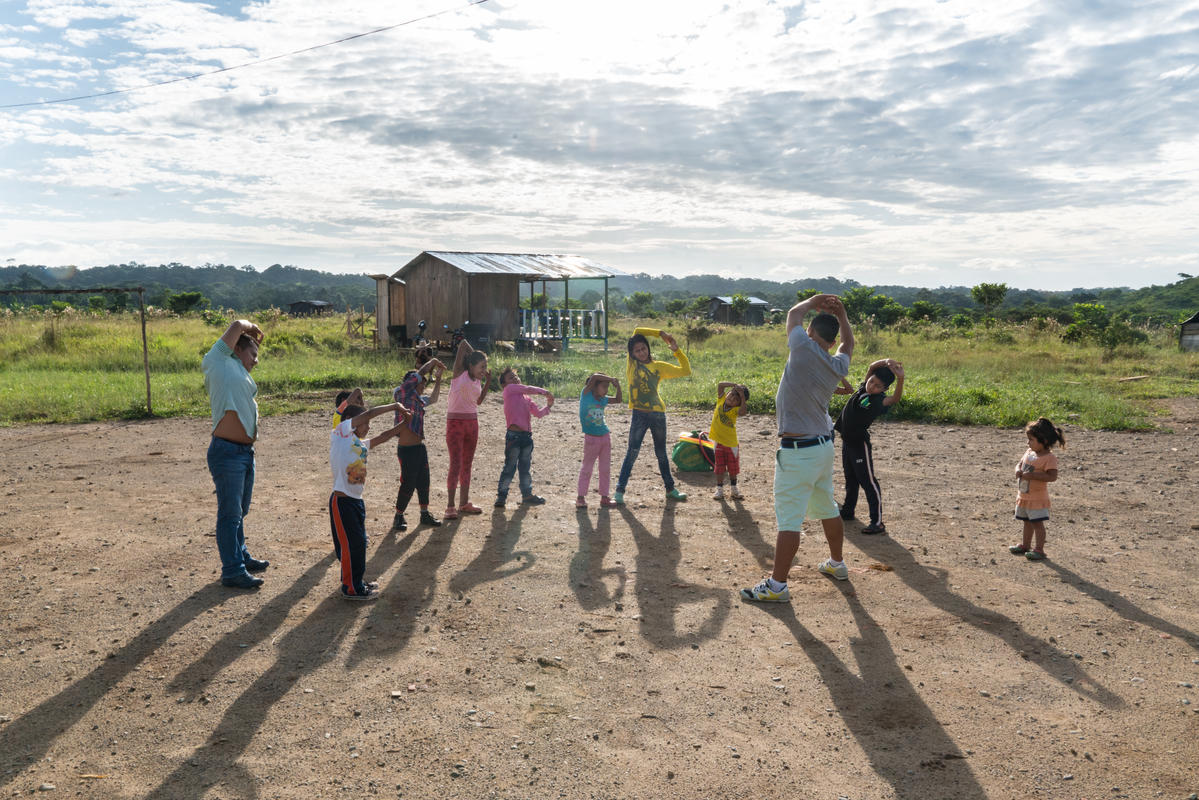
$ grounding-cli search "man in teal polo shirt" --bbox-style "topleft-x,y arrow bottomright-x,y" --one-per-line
202,319 -> 269,589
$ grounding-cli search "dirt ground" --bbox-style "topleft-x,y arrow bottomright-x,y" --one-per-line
1,395 -> 1197,800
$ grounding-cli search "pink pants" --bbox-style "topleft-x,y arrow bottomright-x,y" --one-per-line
577,433 -> 611,497
445,418 -> 479,495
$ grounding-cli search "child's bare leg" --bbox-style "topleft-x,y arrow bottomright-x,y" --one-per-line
1031,521 -> 1046,552
1021,520 -> 1035,549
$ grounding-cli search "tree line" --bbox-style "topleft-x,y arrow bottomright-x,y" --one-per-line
2,261 -> 1195,327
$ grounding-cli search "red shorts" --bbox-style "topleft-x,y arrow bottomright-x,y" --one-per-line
714,443 -> 739,477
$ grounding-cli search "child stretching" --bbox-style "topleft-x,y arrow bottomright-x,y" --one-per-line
710,382 -> 749,500
444,340 -> 491,520
577,373 -> 622,508
495,367 -> 553,508
833,358 -> 904,534
333,387 -> 364,427
1009,417 -> 1065,561
391,357 -> 446,532
330,401 -> 411,600
614,328 -> 691,504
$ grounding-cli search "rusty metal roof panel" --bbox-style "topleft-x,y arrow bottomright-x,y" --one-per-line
422,251 -> 628,279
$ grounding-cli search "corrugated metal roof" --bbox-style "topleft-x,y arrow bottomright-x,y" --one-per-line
713,295 -> 770,305
414,251 -> 628,279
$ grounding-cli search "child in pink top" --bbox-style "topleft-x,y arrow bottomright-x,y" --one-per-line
444,340 -> 490,520
494,367 -> 553,507
1008,417 -> 1065,562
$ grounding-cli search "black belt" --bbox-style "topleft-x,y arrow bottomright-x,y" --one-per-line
779,435 -> 831,449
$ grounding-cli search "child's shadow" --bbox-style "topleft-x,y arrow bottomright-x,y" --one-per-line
570,506 -> 627,610
1045,560 -> 1199,650
447,505 -> 534,597
719,497 -> 773,569
622,504 -> 729,649
852,533 -> 1123,708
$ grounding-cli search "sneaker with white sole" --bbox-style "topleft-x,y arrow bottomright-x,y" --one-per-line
729,486 -> 743,500
713,485 -> 724,500
739,578 -> 790,603
817,558 -> 849,581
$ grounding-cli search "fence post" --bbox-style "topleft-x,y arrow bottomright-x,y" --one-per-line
138,288 -> 152,415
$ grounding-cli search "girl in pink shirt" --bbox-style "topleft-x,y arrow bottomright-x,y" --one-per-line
1008,417 -> 1065,562
494,367 -> 553,508
444,340 -> 490,520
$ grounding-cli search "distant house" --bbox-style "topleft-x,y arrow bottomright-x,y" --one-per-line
288,300 -> 332,316
372,251 -> 627,350
1181,311 -> 1199,351
707,295 -> 771,325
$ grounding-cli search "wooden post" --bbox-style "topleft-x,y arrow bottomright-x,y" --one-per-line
138,288 -> 152,415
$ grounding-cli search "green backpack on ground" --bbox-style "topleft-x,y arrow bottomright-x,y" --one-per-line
671,431 -> 715,472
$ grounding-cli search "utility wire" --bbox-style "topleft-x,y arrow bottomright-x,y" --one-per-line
1,0 -> 492,110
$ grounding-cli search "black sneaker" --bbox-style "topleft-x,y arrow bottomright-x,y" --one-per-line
861,523 -> 887,535
419,510 -> 442,527
244,556 -> 270,573
392,513 -> 407,531
221,572 -> 264,589
494,496 -> 507,508
522,495 -> 547,505
341,585 -> 380,601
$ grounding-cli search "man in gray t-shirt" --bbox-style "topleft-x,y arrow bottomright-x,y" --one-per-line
741,294 -> 854,603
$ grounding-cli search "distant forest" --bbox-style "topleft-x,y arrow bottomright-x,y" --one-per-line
2,261 -> 1197,325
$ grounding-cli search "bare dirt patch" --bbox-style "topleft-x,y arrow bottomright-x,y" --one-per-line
1,401 -> 1197,799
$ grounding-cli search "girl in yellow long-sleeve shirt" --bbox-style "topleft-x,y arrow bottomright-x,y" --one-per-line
613,327 -> 691,504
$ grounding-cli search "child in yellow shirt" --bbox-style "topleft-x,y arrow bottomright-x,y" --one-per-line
614,328 -> 691,504
710,382 -> 748,500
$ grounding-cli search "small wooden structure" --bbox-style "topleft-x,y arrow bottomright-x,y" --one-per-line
287,300 -> 332,316
368,274 -> 407,346
372,252 -> 627,351
1181,311 -> 1199,351
707,295 -> 770,325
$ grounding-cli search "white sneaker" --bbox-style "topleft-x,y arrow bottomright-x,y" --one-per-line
713,485 -> 724,500
817,558 -> 849,581
729,486 -> 743,500
739,578 -> 790,603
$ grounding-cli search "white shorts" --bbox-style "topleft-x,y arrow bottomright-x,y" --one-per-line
773,441 -> 839,531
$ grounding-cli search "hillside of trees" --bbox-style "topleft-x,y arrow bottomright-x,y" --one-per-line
2,261 -> 1196,325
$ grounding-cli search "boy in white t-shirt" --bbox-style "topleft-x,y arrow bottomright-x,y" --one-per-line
330,401 -> 411,601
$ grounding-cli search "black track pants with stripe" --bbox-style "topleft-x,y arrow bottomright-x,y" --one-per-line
841,438 -> 882,526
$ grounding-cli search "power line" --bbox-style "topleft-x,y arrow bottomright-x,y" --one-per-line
0,0 -> 493,110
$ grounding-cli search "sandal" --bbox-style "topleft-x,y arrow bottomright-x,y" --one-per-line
576,497 -> 588,508
458,503 -> 483,515
443,506 -> 459,521
1008,544 -> 1029,555
1025,549 -> 1047,561
599,496 -> 618,508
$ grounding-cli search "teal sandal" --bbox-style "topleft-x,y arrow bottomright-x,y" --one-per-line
1008,544 -> 1029,555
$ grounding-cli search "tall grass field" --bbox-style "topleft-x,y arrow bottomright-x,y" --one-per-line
1,309 -> 1195,429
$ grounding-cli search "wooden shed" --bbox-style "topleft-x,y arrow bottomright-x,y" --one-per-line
368,274 -> 406,346
373,251 -> 627,350
707,295 -> 771,325
1181,311 -> 1199,351
287,300 -> 332,316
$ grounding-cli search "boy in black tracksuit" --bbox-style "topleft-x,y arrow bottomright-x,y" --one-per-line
834,359 -> 904,535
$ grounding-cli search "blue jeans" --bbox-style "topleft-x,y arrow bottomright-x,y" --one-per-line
207,436 -> 256,579
497,429 -> 534,500
616,410 -> 674,493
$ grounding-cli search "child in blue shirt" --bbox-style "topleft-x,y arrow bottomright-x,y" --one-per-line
576,373 -> 622,508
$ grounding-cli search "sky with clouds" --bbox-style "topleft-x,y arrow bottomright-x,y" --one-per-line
1,0 -> 1197,290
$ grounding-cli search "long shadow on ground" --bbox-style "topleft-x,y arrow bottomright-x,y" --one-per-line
146,531 -> 429,798
569,506 -> 627,610
1045,560 -> 1199,650
0,583 -> 239,789
755,587 -> 989,800
851,532 -> 1123,708
622,504 -> 730,649
446,504 -> 532,599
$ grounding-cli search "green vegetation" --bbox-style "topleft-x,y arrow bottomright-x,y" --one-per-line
1,309 -> 1195,430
